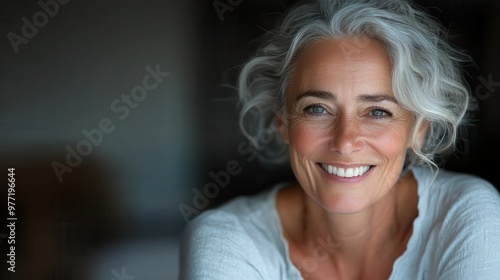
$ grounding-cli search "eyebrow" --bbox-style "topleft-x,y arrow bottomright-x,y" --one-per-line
294,90 -> 334,102
356,94 -> 398,103
294,90 -> 398,104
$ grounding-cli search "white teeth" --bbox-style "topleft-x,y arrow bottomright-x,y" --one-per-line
337,168 -> 345,177
345,168 -> 353,178
321,164 -> 371,178
353,167 -> 359,176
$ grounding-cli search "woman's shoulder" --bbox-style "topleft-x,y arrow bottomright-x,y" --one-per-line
181,181 -> 289,253
179,183 -> 298,279
412,166 -> 500,248
414,166 -> 499,201
396,167 -> 500,278
414,166 -> 499,220
412,166 -> 499,243
185,182 -> 287,232
431,167 -> 499,217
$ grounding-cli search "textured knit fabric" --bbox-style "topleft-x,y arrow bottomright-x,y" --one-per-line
179,167 -> 500,279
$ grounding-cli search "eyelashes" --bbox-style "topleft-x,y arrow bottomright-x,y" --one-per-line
368,106 -> 393,118
304,103 -> 327,115
302,104 -> 394,119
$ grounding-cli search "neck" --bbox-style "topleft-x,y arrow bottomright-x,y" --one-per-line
301,173 -> 417,265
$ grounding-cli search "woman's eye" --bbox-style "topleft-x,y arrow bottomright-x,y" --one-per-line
305,105 -> 327,115
369,108 -> 392,118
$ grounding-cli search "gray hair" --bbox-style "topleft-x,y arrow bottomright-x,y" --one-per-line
237,0 -> 472,170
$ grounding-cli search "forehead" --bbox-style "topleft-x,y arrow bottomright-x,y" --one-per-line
287,37 -> 393,97
294,37 -> 391,71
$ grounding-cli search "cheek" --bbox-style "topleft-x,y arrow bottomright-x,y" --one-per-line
287,120 -> 328,156
368,125 -> 410,161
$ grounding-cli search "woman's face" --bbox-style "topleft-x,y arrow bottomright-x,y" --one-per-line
277,38 -> 416,214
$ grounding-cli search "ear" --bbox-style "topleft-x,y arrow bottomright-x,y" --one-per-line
275,111 -> 289,144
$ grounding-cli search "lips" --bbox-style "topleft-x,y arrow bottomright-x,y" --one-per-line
320,164 -> 371,178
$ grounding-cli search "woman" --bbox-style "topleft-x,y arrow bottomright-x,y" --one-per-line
180,0 -> 500,279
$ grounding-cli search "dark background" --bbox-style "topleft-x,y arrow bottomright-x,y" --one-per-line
0,0 -> 498,279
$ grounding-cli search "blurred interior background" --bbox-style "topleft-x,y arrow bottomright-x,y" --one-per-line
0,0 -> 498,279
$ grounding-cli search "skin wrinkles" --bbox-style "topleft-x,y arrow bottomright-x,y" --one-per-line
276,37 -> 421,279
280,38 -> 414,213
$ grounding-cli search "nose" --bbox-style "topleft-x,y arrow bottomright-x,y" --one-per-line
329,115 -> 363,155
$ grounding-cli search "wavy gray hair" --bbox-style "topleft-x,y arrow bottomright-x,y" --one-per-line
237,0 -> 472,170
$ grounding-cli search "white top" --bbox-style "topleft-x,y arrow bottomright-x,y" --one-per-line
179,167 -> 500,279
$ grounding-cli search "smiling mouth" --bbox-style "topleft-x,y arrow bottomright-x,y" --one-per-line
320,164 -> 372,178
